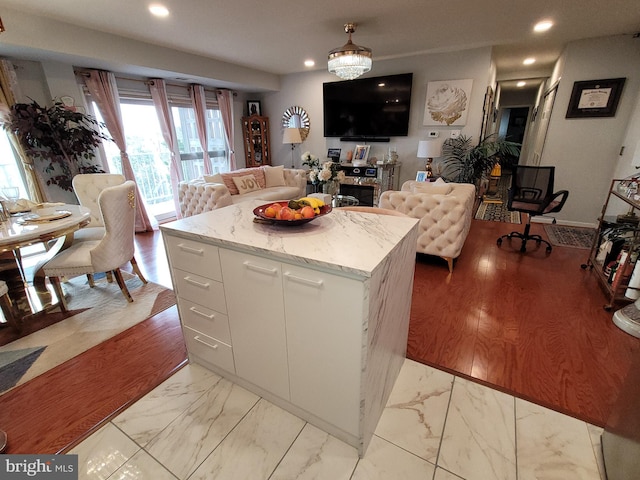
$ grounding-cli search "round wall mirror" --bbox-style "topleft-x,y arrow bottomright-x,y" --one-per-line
282,106 -> 310,141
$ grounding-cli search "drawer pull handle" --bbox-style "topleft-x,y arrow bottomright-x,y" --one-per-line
178,243 -> 205,255
194,335 -> 218,349
244,261 -> 278,276
284,272 -> 324,287
184,276 -> 210,289
189,306 -> 215,320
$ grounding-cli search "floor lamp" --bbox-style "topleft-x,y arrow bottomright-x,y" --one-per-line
283,128 -> 303,168
417,140 -> 442,178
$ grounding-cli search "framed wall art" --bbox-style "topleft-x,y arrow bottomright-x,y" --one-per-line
565,78 -> 626,118
423,79 -> 473,126
247,100 -> 261,116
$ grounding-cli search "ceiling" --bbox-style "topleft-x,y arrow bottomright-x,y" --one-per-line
0,0 -> 639,86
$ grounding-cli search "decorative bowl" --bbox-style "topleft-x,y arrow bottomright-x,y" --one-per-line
253,201 -> 332,226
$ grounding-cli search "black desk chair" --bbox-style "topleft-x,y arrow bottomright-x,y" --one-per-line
497,165 -> 569,253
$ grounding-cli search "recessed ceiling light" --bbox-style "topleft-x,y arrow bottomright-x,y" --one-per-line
304,59 -> 315,67
523,57 -> 536,65
149,4 -> 170,17
534,20 -> 553,32
517,81 -> 527,87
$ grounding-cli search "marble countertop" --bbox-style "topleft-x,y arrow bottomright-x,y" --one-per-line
161,202 -> 418,278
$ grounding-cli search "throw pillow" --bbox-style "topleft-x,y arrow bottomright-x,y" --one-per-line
232,174 -> 262,195
412,182 -> 452,195
219,168 -> 267,194
263,165 -> 286,187
203,174 -> 223,184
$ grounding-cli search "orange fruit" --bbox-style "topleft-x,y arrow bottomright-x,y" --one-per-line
294,213 -> 303,220
300,206 -> 315,218
264,206 -> 276,218
279,207 -> 295,220
270,202 -> 283,212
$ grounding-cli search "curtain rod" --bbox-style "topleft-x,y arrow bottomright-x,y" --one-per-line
74,69 -> 237,95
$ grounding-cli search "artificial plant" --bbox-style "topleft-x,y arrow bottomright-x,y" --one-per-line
439,133 -> 521,184
3,99 -> 109,191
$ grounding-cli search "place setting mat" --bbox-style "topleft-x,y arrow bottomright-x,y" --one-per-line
17,210 -> 73,224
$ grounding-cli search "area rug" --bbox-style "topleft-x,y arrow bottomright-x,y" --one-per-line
0,274 -> 175,395
543,224 -> 596,249
475,201 -> 521,224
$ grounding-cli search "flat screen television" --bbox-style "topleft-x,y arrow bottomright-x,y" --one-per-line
323,72 -> 413,140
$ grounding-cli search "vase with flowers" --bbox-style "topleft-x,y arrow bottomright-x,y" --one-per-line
301,151 -> 345,197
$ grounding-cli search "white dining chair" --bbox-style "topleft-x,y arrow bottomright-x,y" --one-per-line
72,173 -> 147,285
44,181 -> 140,311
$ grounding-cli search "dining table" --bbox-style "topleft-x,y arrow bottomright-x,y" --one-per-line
0,203 -> 91,323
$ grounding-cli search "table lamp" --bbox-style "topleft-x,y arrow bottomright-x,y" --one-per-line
283,128 -> 303,168
417,140 -> 442,178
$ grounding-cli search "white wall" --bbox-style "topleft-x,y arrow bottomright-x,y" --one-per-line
260,47 -> 493,186
541,35 -> 640,226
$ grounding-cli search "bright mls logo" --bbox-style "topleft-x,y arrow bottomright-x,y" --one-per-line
1,455 -> 78,479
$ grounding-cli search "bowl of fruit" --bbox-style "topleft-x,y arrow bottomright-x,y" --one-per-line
253,197 -> 332,226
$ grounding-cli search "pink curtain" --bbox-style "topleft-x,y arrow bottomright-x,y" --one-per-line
216,89 -> 236,170
189,84 -> 211,175
84,69 -> 154,232
150,79 -> 183,217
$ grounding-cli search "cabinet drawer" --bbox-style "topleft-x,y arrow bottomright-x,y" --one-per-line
165,235 -> 222,281
178,299 -> 231,345
183,326 -> 235,374
174,268 -> 227,313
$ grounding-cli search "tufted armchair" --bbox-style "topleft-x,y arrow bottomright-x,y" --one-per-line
379,180 -> 476,272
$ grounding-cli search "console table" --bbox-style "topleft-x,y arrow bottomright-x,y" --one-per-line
161,202 -> 418,456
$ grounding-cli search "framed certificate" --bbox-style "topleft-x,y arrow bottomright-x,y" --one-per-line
566,78 -> 626,118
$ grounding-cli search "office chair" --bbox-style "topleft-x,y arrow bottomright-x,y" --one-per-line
497,165 -> 569,253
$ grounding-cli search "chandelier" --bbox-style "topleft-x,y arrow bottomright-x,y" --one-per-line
328,23 -> 372,80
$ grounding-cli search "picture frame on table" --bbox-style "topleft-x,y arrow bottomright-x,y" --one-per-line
415,171 -> 428,182
565,78 -> 626,118
247,100 -> 262,116
354,145 -> 370,162
327,148 -> 341,162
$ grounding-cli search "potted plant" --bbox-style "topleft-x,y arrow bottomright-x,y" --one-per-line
3,99 -> 109,192
439,133 -> 521,184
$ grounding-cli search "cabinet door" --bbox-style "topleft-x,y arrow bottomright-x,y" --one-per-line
219,249 -> 289,400
283,264 -> 364,436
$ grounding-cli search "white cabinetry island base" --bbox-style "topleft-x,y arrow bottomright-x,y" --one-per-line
161,202 -> 419,456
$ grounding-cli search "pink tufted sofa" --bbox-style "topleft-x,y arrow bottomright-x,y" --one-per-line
379,180 -> 476,272
178,165 -> 306,217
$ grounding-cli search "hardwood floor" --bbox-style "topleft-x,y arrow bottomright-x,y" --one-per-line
1,219 -> 638,453
408,219 -> 639,427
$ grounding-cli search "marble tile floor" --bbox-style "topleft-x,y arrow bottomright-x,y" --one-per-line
70,359 -> 606,480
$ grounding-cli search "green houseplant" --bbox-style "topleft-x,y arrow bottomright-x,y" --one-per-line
3,99 -> 109,192
439,133 -> 521,184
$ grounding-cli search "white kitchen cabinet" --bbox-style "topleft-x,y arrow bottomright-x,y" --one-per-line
283,264 -> 364,436
219,248 -> 289,401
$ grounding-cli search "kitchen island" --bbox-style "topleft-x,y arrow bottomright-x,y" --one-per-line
160,201 -> 419,456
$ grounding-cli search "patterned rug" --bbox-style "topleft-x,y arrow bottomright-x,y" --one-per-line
543,225 -> 596,249
0,274 -> 175,395
475,202 -> 521,224
474,174 -> 521,224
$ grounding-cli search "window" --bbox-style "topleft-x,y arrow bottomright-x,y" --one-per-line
95,101 -> 175,220
172,106 -> 227,181
0,130 -> 28,198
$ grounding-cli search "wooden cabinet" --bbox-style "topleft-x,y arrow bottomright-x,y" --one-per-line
242,114 -> 271,167
582,179 -> 640,310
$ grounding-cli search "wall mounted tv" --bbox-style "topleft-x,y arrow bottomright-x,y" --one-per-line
323,72 -> 413,141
